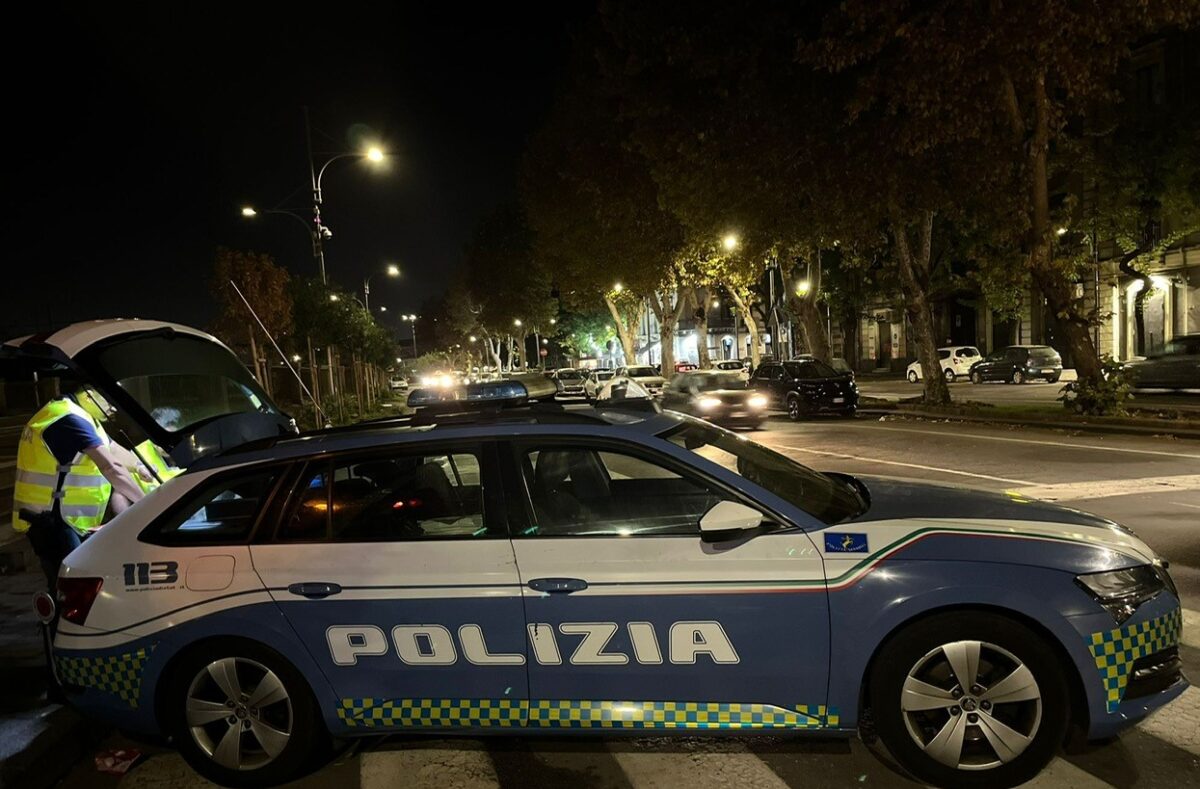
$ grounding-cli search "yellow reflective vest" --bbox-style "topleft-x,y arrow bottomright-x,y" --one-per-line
13,398 -> 114,534
130,439 -> 182,494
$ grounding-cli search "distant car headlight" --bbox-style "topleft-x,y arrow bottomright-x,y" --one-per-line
697,396 -> 722,411
748,394 -> 768,409
1076,565 -> 1168,624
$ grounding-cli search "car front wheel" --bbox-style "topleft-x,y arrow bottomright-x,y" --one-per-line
869,611 -> 1069,788
1012,370 -> 1025,384
166,639 -> 328,787
786,394 -> 805,421
908,370 -> 919,383
943,369 -> 955,383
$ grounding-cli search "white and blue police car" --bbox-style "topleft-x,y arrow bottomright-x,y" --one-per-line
17,321 -> 1186,788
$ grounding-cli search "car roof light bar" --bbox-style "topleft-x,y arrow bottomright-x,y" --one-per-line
406,373 -> 558,410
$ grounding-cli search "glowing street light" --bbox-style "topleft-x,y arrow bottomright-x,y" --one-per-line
795,280 -> 811,297
366,147 -> 386,163
364,263 -> 401,309
549,318 -> 557,325
291,354 -> 302,362
513,318 -> 523,327
469,335 -> 477,342
613,282 -> 624,293
379,306 -> 387,312
1056,227 -> 1068,236
240,206 -> 257,217
386,263 -> 401,277
722,233 -> 739,252
329,293 -> 340,302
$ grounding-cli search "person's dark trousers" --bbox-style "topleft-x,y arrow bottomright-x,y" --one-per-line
24,512 -> 82,592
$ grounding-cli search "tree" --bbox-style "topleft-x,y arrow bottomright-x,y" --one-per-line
521,68 -> 688,375
800,0 -> 1198,388
209,248 -> 293,394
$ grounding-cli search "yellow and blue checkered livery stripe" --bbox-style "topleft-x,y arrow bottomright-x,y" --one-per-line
337,698 -> 839,730
1086,608 -> 1182,713
55,646 -> 155,708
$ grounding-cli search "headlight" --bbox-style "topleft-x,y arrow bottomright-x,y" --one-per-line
697,396 -> 722,411
1076,565 -> 1167,624
748,394 -> 768,409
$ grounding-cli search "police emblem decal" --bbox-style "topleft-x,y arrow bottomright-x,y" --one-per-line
824,532 -> 869,553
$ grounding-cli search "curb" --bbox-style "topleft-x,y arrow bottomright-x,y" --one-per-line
0,704 -> 107,789
858,407 -> 1200,439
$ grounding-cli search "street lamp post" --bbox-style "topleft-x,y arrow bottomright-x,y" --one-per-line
402,314 -> 419,357
363,263 -> 400,310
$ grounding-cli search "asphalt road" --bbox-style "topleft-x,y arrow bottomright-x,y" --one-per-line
858,375 -> 1200,412
41,414 -> 1200,789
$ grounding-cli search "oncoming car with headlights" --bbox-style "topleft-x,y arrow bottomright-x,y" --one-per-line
35,369 -> 1185,787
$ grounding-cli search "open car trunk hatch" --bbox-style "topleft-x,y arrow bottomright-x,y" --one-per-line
3,320 -> 295,467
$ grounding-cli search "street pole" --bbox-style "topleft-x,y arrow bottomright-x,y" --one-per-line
363,278 -> 370,311
303,106 -> 328,285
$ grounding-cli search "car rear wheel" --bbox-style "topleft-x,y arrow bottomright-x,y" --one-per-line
786,394 -> 806,421
970,371 -> 983,384
943,369 -> 956,383
908,370 -> 919,383
166,639 -> 328,787
1011,370 -> 1025,384
869,611 -> 1068,788
1047,375 -> 1060,385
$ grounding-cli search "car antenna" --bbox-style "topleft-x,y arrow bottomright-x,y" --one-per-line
228,280 -> 330,427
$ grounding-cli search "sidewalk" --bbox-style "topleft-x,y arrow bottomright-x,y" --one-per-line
859,403 -> 1200,439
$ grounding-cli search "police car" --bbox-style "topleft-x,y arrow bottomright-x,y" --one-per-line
15,321 -> 1186,788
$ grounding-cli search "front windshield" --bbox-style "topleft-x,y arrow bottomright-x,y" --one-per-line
92,334 -> 279,433
785,360 -> 838,379
557,370 -> 583,380
662,418 -> 865,524
692,372 -> 748,391
626,366 -> 657,377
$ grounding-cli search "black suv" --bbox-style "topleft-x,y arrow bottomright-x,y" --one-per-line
969,345 -> 1063,384
751,359 -> 857,420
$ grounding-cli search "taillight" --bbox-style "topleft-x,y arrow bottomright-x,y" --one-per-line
57,577 -> 103,626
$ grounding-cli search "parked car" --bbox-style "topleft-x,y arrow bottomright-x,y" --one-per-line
388,375 -> 409,391
615,364 -> 666,396
752,358 -> 857,420
551,367 -> 587,399
35,369 -> 1185,788
674,361 -> 698,373
583,368 -> 615,400
660,370 -> 769,429
906,346 -> 981,383
710,359 -> 751,382
1124,334 -> 1200,390
969,345 -> 1063,384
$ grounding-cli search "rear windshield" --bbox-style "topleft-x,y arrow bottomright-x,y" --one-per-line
956,347 -> 979,357
784,360 -> 838,379
716,361 -> 742,370
596,371 -> 615,380
625,366 -> 657,377
1028,348 -> 1061,364
91,334 -> 279,433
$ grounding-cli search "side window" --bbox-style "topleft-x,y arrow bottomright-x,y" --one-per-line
938,350 -> 951,360
1006,349 -> 1025,362
277,449 -> 488,542
520,445 -> 726,537
144,471 -> 278,545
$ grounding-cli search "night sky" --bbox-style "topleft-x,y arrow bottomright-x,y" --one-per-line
6,4 -> 590,338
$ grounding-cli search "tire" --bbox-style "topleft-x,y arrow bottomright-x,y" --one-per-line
164,638 -> 329,787
786,394 -> 806,421
1047,376 -> 1060,385
908,370 -> 919,384
1011,370 -> 1025,384
970,371 -> 983,385
943,369 -> 956,384
869,611 -> 1069,789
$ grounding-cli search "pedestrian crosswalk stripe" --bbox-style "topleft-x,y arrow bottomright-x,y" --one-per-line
609,740 -> 790,789
1181,608 -> 1200,650
361,746 -> 499,789
1136,684 -> 1200,757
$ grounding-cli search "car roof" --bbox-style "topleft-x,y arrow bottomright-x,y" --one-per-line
194,404 -> 682,472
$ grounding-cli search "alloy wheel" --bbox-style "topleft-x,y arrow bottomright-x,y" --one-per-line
787,397 -> 803,420
186,657 -> 293,771
900,640 -> 1042,772
943,369 -> 955,383
908,371 -> 919,383
1012,370 -> 1024,384
970,371 -> 982,384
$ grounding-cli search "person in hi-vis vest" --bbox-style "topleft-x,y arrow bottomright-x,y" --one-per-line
13,387 -> 154,588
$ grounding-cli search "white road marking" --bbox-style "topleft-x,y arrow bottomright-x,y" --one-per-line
610,740 -> 790,789
361,745 -> 500,788
1183,608 -> 1200,650
1137,685 -> 1200,756
1172,501 -> 1200,511
776,444 -> 1036,485
1019,757 -> 1116,788
1010,475 -> 1200,502
840,423 -> 1200,460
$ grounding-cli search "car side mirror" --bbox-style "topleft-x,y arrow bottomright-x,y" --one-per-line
700,500 -> 764,542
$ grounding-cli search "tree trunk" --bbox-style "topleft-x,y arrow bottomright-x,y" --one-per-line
792,297 -> 832,364
306,336 -> 322,426
890,207 -> 951,406
605,295 -> 643,366
692,287 -> 712,368
648,288 -> 689,378
728,288 -> 761,369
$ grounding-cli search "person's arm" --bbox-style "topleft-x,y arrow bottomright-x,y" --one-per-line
83,444 -> 146,504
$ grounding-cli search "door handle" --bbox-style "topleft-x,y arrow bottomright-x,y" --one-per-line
527,577 -> 588,594
287,582 -> 342,599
